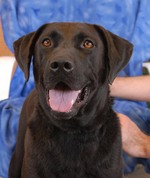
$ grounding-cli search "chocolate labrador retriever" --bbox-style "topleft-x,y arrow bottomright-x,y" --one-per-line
9,22 -> 133,178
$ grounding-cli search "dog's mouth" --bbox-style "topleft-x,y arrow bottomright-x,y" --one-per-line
47,82 -> 90,113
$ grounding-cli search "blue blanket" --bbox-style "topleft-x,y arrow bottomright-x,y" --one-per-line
0,0 -> 150,177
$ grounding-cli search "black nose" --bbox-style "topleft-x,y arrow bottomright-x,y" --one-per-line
50,60 -> 74,72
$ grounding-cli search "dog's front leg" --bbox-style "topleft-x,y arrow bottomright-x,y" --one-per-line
9,106 -> 27,178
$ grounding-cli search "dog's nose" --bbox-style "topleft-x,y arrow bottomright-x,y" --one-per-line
50,60 -> 74,72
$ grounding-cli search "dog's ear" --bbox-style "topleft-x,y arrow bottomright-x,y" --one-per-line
13,24 -> 48,80
13,32 -> 35,80
94,25 -> 133,84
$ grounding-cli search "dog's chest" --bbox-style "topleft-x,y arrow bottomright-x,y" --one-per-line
32,128 -> 99,157
26,126 -> 102,177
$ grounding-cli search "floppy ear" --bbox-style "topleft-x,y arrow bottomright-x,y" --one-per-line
13,32 -> 35,80
13,23 -> 48,80
94,25 -> 133,84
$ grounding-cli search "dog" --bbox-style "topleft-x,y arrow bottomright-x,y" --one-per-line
9,22 -> 133,178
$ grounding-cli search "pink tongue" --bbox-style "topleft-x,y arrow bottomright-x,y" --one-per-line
49,89 -> 80,113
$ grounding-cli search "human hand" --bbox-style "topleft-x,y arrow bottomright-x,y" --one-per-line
117,113 -> 150,158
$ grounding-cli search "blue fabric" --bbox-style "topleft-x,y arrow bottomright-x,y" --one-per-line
0,0 -> 150,177
0,97 -> 25,177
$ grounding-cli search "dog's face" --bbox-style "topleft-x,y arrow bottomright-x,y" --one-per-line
14,23 -> 133,124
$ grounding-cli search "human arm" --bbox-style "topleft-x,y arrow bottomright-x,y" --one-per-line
110,76 -> 150,102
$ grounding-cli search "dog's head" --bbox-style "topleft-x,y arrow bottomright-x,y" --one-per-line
14,22 -> 133,124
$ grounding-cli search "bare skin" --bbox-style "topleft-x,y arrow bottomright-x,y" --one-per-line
110,76 -> 150,102
118,113 -> 150,158
110,76 -> 150,158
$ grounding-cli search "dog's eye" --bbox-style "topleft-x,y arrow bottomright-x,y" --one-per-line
82,40 -> 95,49
42,38 -> 52,47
